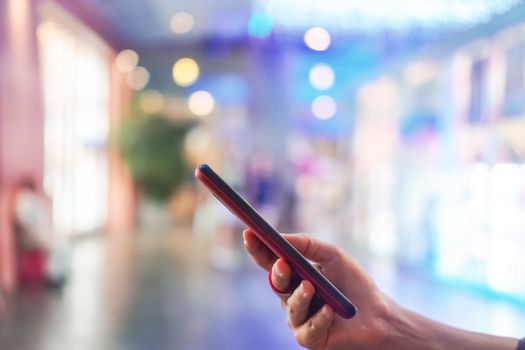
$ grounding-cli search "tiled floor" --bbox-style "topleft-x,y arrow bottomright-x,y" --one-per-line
1,229 -> 524,350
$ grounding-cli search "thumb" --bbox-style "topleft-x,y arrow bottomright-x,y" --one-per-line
282,234 -> 340,263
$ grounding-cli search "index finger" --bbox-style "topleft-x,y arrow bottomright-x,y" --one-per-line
243,229 -> 277,271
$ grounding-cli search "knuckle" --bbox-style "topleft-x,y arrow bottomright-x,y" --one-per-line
289,293 -> 299,308
333,247 -> 344,259
297,232 -> 309,238
294,332 -> 309,348
288,300 -> 302,320
288,304 -> 295,316
308,319 -> 316,330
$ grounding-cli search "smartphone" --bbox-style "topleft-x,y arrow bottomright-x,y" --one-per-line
195,163 -> 357,319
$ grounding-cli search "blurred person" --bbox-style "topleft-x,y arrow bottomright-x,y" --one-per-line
14,178 -> 50,285
14,178 -> 69,287
247,151 -> 279,223
243,229 -> 524,350
276,183 -> 298,233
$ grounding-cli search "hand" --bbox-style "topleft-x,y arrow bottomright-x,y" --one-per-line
243,229 -> 397,350
243,229 -> 520,350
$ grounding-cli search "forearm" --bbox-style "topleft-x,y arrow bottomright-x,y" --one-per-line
385,305 -> 519,350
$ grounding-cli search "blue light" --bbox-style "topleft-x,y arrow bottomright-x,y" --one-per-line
248,12 -> 273,38
252,0 -> 520,32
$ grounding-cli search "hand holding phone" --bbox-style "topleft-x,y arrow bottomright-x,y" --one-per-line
195,164 -> 357,319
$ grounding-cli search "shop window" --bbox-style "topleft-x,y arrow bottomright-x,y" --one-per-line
38,6 -> 110,235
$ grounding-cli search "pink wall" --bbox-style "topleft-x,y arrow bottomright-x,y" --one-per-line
0,0 -> 44,292
0,0 -> 44,186
0,0 -> 137,291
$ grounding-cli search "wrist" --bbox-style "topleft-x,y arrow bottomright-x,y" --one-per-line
345,293 -> 427,350
379,298 -> 436,350
380,299 -> 519,350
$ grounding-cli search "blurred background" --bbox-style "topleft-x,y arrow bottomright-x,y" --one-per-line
1,0 -> 525,348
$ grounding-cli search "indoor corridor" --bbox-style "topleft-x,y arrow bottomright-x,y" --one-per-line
2,1 -> 525,348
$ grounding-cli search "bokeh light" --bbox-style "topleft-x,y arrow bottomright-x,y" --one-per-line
311,95 -> 337,119
248,12 -> 273,38
116,49 -> 139,73
304,27 -> 331,51
184,126 -> 214,167
126,66 -> 149,90
309,63 -> 335,90
172,57 -> 200,87
139,90 -> 165,114
188,90 -> 215,116
170,11 -> 195,34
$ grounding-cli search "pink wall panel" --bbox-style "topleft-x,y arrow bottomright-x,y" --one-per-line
0,0 -> 44,292
0,0 -> 137,291
0,0 -> 44,187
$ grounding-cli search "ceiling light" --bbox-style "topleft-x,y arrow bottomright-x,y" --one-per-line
304,27 -> 331,51
248,12 -> 273,38
171,12 -> 195,34
172,57 -> 199,87
309,64 -> 335,90
126,66 -> 149,91
116,49 -> 139,73
188,90 -> 215,116
311,95 -> 337,119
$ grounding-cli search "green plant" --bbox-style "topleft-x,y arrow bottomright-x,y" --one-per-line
117,115 -> 191,202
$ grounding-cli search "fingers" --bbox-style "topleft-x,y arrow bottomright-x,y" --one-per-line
243,229 -> 337,349
283,234 -> 340,264
284,280 -> 334,349
243,229 -> 277,271
271,258 -> 292,296
294,305 -> 334,350
243,229 -> 296,300
244,230 -> 340,268
286,280 -> 315,327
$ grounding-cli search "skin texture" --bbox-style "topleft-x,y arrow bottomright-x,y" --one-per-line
243,229 -> 519,350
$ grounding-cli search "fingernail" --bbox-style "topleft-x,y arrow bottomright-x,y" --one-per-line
298,282 -> 306,297
322,305 -> 329,315
322,305 -> 332,317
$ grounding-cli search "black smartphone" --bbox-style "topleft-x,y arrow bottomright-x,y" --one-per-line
195,163 -> 357,319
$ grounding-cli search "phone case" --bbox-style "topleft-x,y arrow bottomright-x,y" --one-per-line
195,164 -> 357,319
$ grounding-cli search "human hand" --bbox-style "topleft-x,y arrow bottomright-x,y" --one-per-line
242,229 -> 398,350
243,229 -> 521,350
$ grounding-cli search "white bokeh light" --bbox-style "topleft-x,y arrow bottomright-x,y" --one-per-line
126,66 -> 149,91
304,27 -> 331,51
309,64 -> 335,90
171,12 -> 195,34
311,95 -> 337,119
188,90 -> 215,116
116,49 -> 139,73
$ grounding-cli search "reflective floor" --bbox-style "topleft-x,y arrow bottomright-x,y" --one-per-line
1,229 -> 524,350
